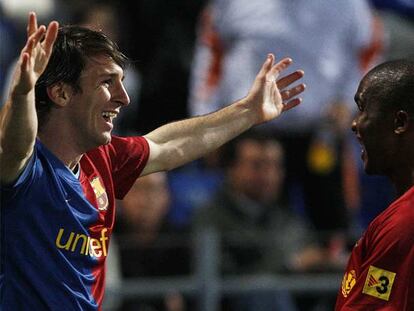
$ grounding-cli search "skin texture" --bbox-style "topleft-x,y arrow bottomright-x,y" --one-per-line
352,78 -> 396,176
351,66 -> 414,196
0,13 -> 58,184
38,55 -> 130,166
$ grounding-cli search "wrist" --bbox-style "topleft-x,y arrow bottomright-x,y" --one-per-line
10,88 -> 35,102
235,98 -> 261,126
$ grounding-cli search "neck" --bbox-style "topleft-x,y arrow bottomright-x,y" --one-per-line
392,177 -> 413,198
388,167 -> 414,198
37,131 -> 84,171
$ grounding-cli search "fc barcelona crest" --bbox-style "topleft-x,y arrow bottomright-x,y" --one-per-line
90,176 -> 108,211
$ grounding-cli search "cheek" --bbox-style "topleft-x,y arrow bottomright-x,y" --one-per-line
98,87 -> 112,101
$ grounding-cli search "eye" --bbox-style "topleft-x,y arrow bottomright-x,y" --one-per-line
356,101 -> 363,112
102,79 -> 112,88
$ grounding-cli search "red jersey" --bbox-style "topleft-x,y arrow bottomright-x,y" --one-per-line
335,186 -> 414,310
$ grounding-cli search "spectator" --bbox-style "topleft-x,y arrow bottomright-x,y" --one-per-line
370,0 -> 414,60
189,0 -> 382,246
193,131 -> 345,311
166,153 -> 224,230
115,172 -> 192,311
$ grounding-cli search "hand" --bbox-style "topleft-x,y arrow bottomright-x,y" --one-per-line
246,54 -> 305,124
11,12 -> 58,96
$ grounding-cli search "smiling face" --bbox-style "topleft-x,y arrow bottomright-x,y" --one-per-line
351,78 -> 396,175
64,54 -> 130,150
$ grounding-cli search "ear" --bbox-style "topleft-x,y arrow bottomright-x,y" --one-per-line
394,110 -> 410,134
46,82 -> 73,107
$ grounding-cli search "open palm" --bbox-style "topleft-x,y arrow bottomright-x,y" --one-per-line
12,13 -> 58,96
247,54 -> 305,124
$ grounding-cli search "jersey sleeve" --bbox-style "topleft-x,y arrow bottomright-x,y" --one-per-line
0,145 -> 38,202
338,208 -> 414,310
362,213 -> 414,307
105,135 -> 150,200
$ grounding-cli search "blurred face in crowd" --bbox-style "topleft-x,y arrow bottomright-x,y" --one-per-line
228,139 -> 284,203
121,172 -> 170,232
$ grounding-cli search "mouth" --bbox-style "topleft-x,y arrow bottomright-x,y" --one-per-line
359,143 -> 367,161
354,135 -> 366,160
102,111 -> 118,124
361,148 -> 366,159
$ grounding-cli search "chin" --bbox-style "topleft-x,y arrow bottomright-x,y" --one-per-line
101,131 -> 113,144
363,162 -> 383,176
101,137 -> 112,146
364,166 -> 375,175
92,133 -> 112,148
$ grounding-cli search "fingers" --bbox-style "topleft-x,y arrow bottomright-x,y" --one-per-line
21,20 -> 58,60
22,26 -> 46,57
27,12 -> 38,37
266,57 -> 292,82
277,70 -> 304,89
258,54 -> 275,79
43,21 -> 59,56
282,98 -> 302,112
280,83 -> 305,112
281,83 -> 306,101
20,52 -> 30,72
32,25 -> 47,45
25,12 -> 59,57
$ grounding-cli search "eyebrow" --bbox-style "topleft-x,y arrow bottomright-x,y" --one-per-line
98,72 -> 125,81
355,91 -> 365,108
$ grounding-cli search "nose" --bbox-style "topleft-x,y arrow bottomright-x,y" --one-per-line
114,81 -> 130,107
351,118 -> 357,133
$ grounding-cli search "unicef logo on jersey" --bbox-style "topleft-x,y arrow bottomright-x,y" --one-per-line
55,228 -> 109,258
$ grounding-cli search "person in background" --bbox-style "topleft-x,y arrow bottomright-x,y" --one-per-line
194,131 -> 346,311
189,0 -> 382,250
115,172 -> 190,311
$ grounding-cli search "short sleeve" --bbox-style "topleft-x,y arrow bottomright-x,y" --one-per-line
105,135 -> 150,199
344,211 -> 414,309
1,147 -> 37,202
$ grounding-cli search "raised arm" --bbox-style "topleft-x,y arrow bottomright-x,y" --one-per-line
0,13 -> 58,184
142,54 -> 305,175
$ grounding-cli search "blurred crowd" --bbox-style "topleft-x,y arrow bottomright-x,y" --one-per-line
1,0 -> 413,310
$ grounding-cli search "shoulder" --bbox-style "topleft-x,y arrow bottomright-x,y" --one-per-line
86,136 -> 149,163
382,190 -> 414,232
367,197 -> 414,251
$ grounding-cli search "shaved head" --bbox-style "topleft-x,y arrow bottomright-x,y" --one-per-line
358,60 -> 414,115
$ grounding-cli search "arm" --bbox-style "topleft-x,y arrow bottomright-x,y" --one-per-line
142,54 -> 305,175
0,13 -> 58,184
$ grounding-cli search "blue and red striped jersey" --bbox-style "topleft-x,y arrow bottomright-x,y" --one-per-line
0,136 -> 149,310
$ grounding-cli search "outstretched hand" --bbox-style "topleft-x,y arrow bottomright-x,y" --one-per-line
246,54 -> 305,124
11,12 -> 59,96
